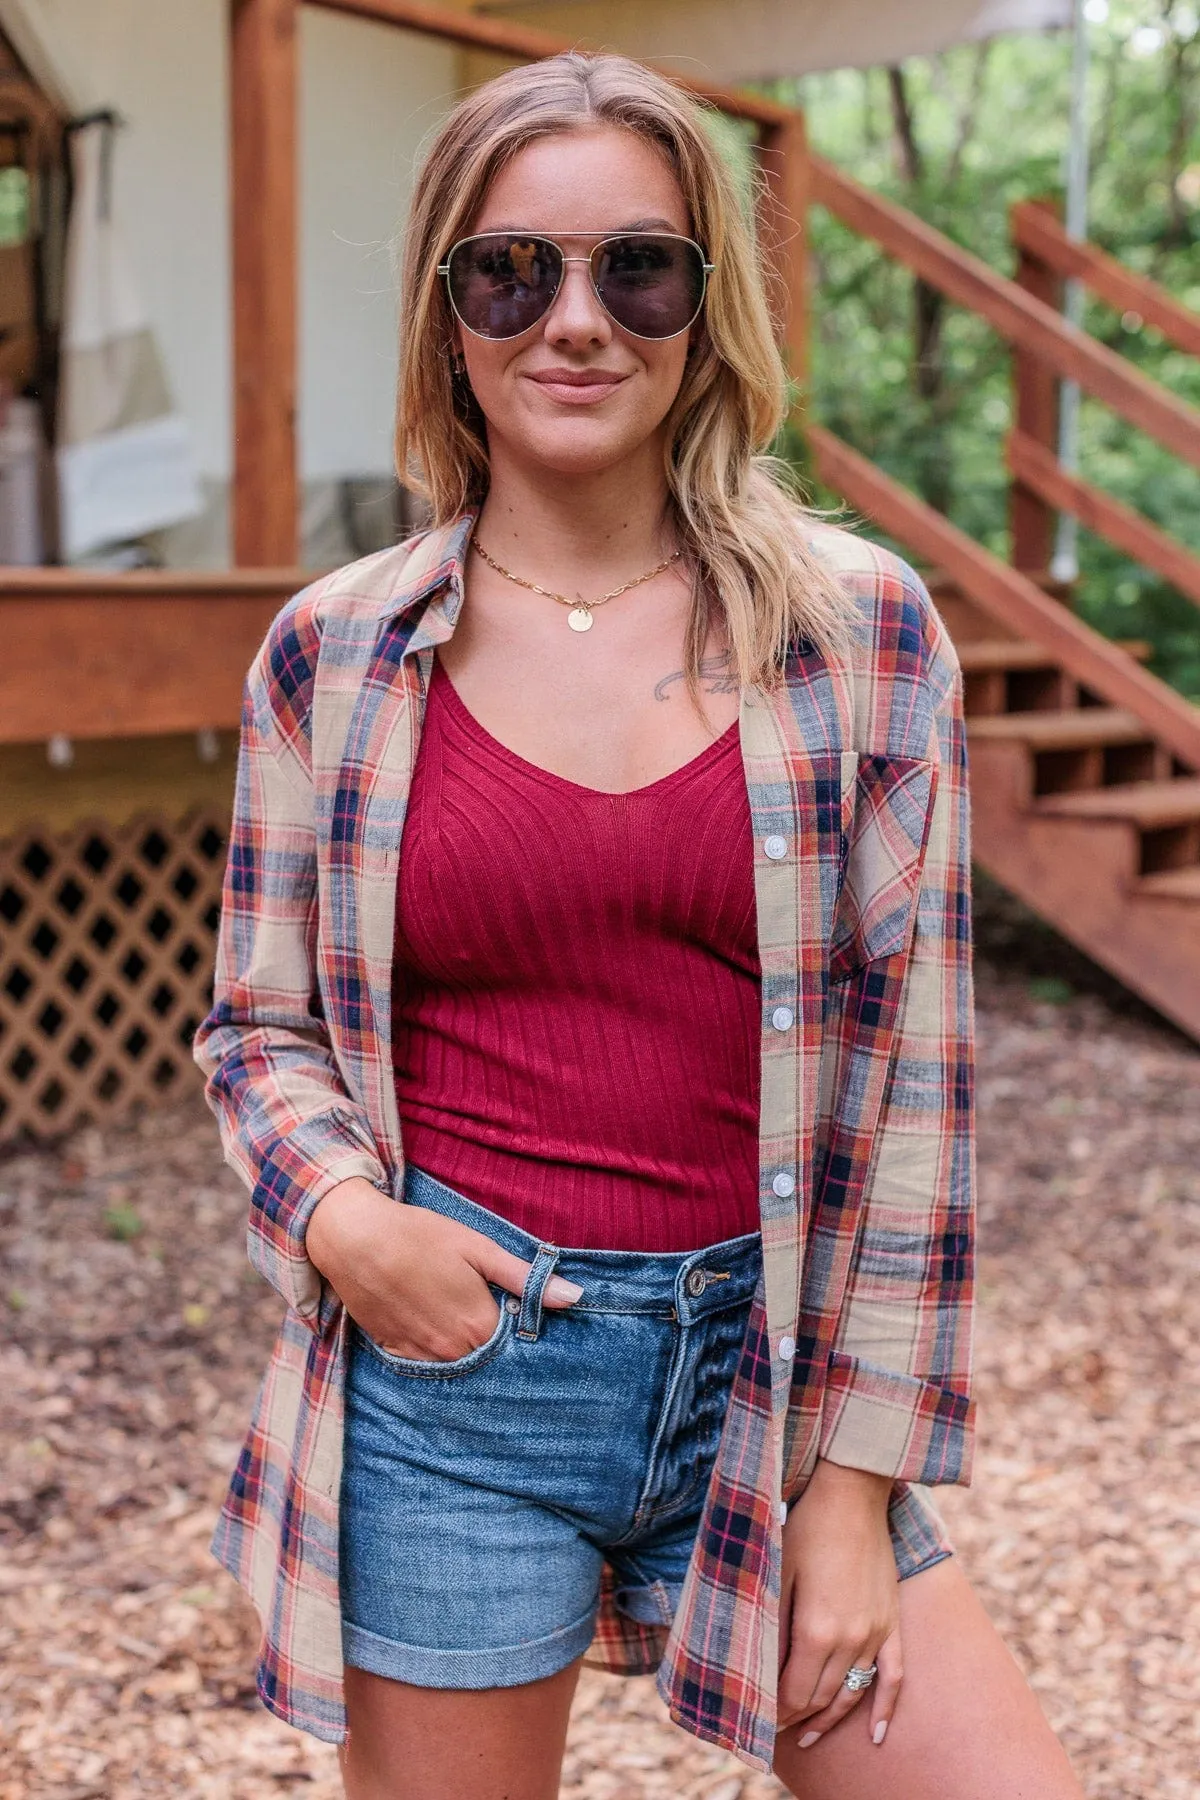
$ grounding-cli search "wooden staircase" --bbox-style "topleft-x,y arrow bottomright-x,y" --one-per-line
931,583 -> 1200,1034
810,417 -> 1200,1041
803,161 -> 1200,1042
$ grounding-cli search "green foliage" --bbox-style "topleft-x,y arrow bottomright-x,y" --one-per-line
760,2 -> 1200,695
103,1198 -> 144,1241
1028,975 -> 1076,1004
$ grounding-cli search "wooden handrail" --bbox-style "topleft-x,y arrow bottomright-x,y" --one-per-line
810,155 -> 1200,472
0,568 -> 310,597
1007,431 -> 1200,612
808,422 -> 1200,771
1011,201 -> 1200,360
307,0 -> 790,126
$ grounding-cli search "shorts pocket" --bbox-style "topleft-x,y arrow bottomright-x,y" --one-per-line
354,1288 -> 515,1380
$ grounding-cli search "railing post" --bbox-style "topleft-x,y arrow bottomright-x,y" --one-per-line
1009,196 -> 1062,581
756,110 -> 810,411
230,0 -> 299,566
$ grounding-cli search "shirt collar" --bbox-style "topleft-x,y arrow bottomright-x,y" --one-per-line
375,506 -> 479,627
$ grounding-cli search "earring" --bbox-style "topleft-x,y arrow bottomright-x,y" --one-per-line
451,351 -> 466,377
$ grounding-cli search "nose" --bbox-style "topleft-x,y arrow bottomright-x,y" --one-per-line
542,257 -> 612,348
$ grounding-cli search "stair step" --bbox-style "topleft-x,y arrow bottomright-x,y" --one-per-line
959,640 -> 1059,673
958,637 -> 1153,673
1137,866 -> 1200,900
1034,779 -> 1200,829
967,708 -> 1151,751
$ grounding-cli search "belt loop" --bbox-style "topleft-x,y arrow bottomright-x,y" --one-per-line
516,1242 -> 561,1341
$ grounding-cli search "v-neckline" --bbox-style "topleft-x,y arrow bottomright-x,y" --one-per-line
430,656 -> 741,799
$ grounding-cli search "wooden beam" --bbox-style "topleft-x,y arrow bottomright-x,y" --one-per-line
2,580 -> 304,742
1012,200 -> 1200,360
0,568 -> 310,597
810,155 -> 1200,472
1007,429 -> 1200,612
1009,198 -> 1061,577
306,0 -> 790,126
231,0 -> 299,565
806,421 -> 1200,772
756,111 -> 810,399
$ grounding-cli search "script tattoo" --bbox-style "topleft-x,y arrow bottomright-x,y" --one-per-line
654,650 -> 738,702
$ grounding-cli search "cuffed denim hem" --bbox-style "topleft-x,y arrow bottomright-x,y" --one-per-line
340,1602 -> 599,1689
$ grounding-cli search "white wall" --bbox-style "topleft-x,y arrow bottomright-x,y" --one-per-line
299,8 -> 457,480
11,0 -> 457,482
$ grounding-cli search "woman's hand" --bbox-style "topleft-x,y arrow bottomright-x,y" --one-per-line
777,1458 -> 902,1750
305,1177 -> 583,1359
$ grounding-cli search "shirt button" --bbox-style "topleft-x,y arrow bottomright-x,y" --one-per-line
770,1005 -> 794,1032
778,1335 -> 796,1361
772,1170 -> 795,1198
778,1500 -> 789,1525
763,834 -> 788,860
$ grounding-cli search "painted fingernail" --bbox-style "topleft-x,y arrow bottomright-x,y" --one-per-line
798,1731 -> 821,1748
873,1720 -> 888,1745
546,1277 -> 584,1304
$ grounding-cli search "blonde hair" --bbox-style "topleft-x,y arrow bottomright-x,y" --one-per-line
395,51 -> 853,689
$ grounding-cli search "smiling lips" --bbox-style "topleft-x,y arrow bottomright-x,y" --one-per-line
525,368 -> 629,404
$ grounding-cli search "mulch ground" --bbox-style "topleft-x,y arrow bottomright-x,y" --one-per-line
2,875 -> 1198,1799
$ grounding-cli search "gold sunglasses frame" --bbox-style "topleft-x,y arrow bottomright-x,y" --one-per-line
437,230 -> 715,342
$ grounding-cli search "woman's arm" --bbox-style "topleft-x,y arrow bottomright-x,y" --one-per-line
193,593 -> 388,1333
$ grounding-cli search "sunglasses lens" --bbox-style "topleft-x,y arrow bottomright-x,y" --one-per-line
592,235 -> 707,338
446,234 -> 562,339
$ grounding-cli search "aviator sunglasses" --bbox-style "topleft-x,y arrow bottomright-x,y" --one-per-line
438,230 -> 714,342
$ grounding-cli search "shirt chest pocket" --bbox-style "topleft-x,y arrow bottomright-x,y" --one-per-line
829,751 -> 938,984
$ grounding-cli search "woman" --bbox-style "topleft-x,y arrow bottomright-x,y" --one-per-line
196,51 -> 1084,1800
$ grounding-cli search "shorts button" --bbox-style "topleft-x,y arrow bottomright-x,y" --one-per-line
504,1296 -> 521,1314
685,1268 -> 708,1297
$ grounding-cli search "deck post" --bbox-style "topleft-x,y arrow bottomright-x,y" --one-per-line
1009,196 -> 1062,583
230,0 -> 299,566
756,110 -> 810,409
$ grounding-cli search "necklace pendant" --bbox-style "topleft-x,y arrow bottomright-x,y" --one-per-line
567,605 -> 594,632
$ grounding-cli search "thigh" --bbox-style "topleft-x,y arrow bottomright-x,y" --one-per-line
772,1555 -> 1086,1800
340,1657 -> 583,1800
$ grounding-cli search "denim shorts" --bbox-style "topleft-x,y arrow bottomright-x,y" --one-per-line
339,1166 -> 949,1690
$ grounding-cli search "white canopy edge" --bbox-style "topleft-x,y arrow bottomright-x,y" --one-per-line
486,0 -> 1073,82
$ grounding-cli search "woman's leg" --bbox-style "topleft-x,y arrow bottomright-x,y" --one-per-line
773,1556 -> 1085,1800
338,1656 -> 584,1800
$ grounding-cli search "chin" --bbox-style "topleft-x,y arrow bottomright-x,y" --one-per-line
503,423 -> 650,479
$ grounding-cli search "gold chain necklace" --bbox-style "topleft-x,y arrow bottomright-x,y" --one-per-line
471,536 -> 683,632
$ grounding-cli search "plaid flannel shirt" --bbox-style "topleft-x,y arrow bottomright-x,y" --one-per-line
194,509 -> 976,1772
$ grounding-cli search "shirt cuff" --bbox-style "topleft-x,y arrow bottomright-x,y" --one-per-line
248,1107 -> 389,1330
818,1349 -> 975,1487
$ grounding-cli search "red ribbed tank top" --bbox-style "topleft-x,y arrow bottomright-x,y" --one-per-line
390,656 -> 762,1252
